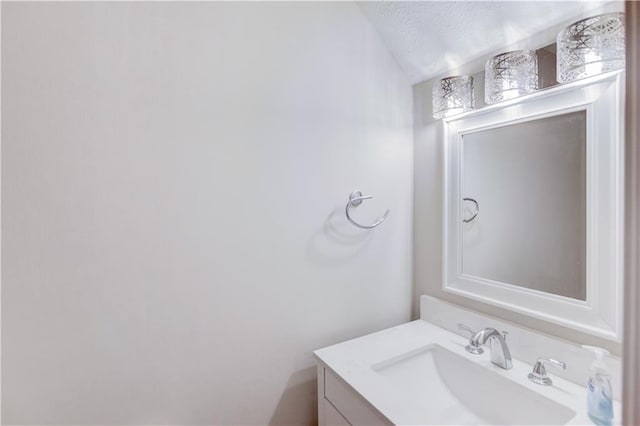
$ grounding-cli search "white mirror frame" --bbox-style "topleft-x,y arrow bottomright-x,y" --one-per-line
442,71 -> 624,341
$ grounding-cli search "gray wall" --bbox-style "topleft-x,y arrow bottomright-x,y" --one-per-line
1,2 -> 413,424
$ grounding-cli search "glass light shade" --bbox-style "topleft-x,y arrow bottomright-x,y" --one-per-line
432,76 -> 475,119
484,50 -> 539,105
557,13 -> 625,83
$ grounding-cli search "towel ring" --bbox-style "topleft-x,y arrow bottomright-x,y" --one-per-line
345,191 -> 390,229
463,197 -> 479,223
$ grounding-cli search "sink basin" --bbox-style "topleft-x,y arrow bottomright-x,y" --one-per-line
372,344 -> 575,425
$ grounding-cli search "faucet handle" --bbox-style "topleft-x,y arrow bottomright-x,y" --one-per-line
528,357 -> 566,386
457,323 -> 475,335
457,323 -> 484,355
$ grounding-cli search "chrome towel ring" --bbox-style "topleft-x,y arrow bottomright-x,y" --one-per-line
463,197 -> 479,223
345,191 -> 390,229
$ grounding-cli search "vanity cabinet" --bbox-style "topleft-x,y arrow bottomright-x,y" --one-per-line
316,364 -> 391,426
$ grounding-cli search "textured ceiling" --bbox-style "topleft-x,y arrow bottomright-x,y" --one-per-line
359,1 -> 613,84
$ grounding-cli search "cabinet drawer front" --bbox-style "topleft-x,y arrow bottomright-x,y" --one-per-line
323,398 -> 351,426
323,368 -> 390,426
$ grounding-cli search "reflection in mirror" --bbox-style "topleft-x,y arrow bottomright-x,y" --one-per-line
461,111 -> 586,300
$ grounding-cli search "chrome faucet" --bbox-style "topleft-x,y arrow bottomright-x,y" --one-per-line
459,324 -> 513,370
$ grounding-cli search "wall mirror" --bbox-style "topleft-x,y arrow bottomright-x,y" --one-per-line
442,72 -> 623,341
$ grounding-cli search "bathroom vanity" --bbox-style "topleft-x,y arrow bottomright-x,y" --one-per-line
314,296 -> 622,425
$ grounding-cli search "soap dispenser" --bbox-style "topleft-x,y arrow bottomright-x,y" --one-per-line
583,345 -> 613,425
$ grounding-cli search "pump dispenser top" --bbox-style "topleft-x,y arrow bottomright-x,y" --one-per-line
583,345 -> 610,374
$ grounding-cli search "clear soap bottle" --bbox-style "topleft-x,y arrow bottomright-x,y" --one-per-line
583,345 -> 613,426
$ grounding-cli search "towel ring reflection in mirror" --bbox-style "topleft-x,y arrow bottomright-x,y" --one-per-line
463,197 -> 479,223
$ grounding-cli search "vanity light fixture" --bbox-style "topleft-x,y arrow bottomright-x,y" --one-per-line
432,75 -> 475,119
557,13 -> 625,83
484,50 -> 539,105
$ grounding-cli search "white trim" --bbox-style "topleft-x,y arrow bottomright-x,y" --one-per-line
442,72 -> 624,341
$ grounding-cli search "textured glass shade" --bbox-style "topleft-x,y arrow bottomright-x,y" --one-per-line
557,13 -> 625,83
432,76 -> 475,119
485,50 -> 538,105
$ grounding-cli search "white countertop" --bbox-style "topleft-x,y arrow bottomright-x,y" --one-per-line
314,319 -> 621,425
